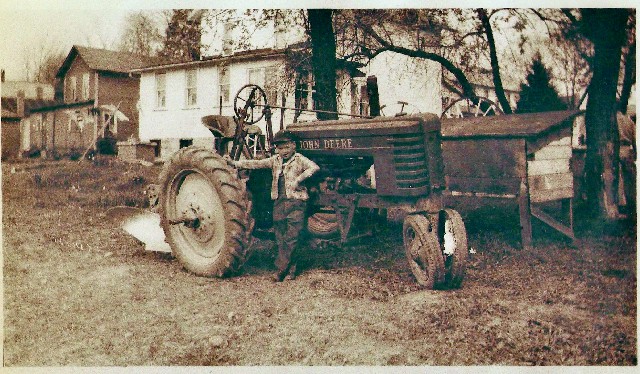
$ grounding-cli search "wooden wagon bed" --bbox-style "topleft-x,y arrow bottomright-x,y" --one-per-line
441,110 -> 583,248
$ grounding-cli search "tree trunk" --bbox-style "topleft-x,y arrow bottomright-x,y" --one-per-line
619,39 -> 635,114
582,9 -> 628,219
477,9 -> 513,114
308,9 -> 338,120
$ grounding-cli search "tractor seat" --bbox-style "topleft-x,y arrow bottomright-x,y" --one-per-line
201,115 -> 236,138
246,125 -> 262,135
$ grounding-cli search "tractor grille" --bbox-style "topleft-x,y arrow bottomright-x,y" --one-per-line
389,134 -> 429,190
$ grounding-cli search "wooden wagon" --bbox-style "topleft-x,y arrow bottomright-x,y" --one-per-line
441,110 -> 583,249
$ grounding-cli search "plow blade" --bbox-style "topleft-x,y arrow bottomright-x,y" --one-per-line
105,206 -> 171,253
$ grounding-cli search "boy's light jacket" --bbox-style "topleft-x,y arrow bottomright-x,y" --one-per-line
234,153 -> 319,200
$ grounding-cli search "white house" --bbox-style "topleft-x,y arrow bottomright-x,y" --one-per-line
132,10 -> 444,160
132,46 -> 368,159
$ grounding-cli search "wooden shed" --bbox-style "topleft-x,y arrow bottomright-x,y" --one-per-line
441,110 -> 583,248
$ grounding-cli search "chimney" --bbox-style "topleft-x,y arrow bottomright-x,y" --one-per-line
17,90 -> 25,117
1,69 -> 5,82
273,22 -> 287,49
222,22 -> 233,55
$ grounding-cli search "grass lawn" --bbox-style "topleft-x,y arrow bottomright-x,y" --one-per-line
2,157 -> 636,366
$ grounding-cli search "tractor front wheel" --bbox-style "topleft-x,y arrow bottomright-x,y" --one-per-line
402,214 -> 445,289
438,209 -> 468,288
158,147 -> 253,277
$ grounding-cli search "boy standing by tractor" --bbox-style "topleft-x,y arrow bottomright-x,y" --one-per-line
226,130 -> 320,282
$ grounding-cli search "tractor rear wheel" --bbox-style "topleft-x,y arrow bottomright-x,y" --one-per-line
438,209 -> 468,288
402,214 -> 445,289
158,147 -> 253,277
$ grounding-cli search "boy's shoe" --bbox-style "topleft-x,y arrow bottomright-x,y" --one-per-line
272,271 -> 287,283
285,264 -> 297,280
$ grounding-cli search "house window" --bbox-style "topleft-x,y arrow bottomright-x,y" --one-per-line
179,139 -> 193,148
219,67 -> 230,105
247,67 -> 267,108
156,72 -> 166,108
104,112 -> 117,135
265,67 -> 279,106
150,139 -> 161,157
359,85 -> 370,116
69,76 -> 77,101
295,72 -> 315,111
248,66 -> 279,107
185,69 -> 197,107
82,73 -> 90,100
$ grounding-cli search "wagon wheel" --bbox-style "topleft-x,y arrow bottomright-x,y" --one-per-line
441,96 -> 503,119
233,84 -> 267,125
158,146 -> 254,277
402,214 -> 445,289
437,209 -> 468,288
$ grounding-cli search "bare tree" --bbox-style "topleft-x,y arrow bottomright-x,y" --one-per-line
159,9 -> 203,61
546,37 -> 591,109
21,40 -> 66,84
118,11 -> 164,56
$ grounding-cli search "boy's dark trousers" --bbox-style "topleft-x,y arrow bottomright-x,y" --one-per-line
273,198 -> 306,275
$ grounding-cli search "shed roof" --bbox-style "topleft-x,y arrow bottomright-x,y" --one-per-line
56,46 -> 172,78
441,110 -> 583,139
1,97 -> 60,117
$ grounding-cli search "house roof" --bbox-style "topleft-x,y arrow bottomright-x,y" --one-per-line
29,100 -> 95,113
131,47 -> 289,73
56,45 -> 172,78
131,46 -> 365,78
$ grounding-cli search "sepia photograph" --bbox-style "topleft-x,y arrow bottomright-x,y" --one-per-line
1,0 -> 636,370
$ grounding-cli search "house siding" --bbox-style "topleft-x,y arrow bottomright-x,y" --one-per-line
138,55 -> 364,159
362,52 -> 442,115
98,74 -> 140,141
1,118 -> 21,159
64,58 -> 94,103
23,104 -> 98,156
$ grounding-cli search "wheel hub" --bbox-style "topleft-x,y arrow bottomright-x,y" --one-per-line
180,204 -> 215,243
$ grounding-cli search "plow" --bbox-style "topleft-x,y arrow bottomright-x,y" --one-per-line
107,84 -> 470,289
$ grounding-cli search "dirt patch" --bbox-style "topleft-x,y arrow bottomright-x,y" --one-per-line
2,159 -> 637,366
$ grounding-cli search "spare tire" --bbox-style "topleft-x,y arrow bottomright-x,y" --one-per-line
307,208 -> 339,239
158,147 -> 253,277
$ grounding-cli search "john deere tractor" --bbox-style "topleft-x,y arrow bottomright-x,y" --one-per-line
153,85 -> 468,289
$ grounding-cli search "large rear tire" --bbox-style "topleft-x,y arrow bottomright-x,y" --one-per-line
158,147 -> 253,277
402,214 -> 445,289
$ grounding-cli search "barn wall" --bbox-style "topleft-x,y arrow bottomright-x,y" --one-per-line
527,134 -> 574,203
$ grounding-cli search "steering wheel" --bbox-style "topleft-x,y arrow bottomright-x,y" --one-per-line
233,84 -> 268,124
